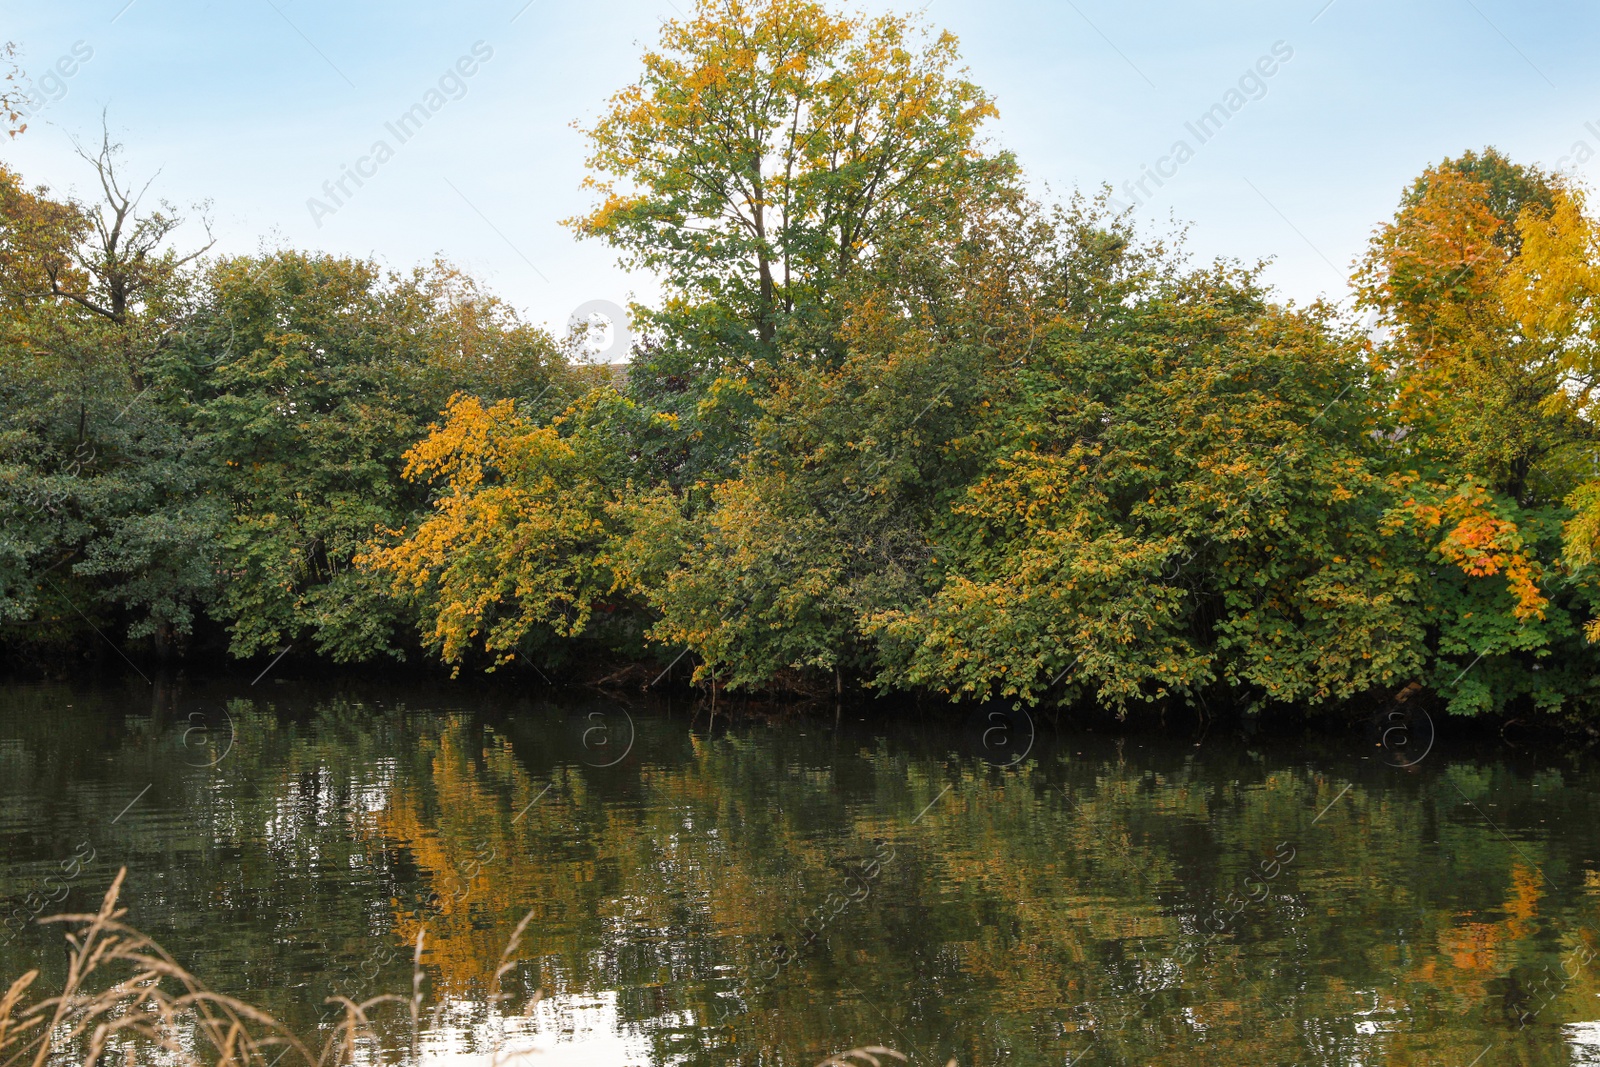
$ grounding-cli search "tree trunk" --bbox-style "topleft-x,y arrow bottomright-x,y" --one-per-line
752,167 -> 775,347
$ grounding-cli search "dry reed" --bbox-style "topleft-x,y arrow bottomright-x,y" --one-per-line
0,869 -> 537,1067
2,870 -> 926,1067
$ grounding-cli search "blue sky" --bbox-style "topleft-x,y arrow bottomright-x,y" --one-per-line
2,0 -> 1596,341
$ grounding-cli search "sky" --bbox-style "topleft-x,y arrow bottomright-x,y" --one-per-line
2,0 -> 1597,345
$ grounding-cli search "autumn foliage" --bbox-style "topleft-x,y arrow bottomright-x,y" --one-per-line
3,7 -> 1599,720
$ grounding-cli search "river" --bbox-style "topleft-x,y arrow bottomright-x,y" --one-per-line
1,676 -> 1595,1065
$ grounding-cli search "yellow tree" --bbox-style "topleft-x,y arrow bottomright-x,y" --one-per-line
1501,185 -> 1600,634
1356,149 -> 1595,505
569,0 -> 1011,367
358,388 -> 637,671
0,163 -> 86,313
1358,148 -> 1600,701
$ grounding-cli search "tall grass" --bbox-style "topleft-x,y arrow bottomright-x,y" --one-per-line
0,868 -> 535,1066
1,871 -> 924,1067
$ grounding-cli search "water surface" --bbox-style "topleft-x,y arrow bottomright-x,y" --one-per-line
2,677 -> 1597,1065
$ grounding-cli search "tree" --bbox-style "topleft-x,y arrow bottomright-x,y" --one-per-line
615,181 -> 1055,692
169,254 -> 567,663
358,385 -> 646,672
12,128 -> 217,396
1357,148 -> 1600,715
0,154 -> 220,663
570,0 -> 1016,486
865,249 -> 1427,713
2,145 -> 578,670
0,163 -> 87,321
1355,149 -> 1592,505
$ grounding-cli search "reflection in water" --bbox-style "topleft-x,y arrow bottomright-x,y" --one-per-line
2,677 -> 1600,1065
415,992 -> 672,1065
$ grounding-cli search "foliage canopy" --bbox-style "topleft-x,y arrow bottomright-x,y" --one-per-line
4,8 -> 1599,722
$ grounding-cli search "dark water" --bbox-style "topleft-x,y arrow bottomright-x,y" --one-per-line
3,677 -> 1599,1066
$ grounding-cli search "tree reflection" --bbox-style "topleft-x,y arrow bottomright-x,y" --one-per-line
1,683 -> 1598,1066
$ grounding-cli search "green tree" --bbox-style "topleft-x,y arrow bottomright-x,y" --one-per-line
615,183 -> 1055,691
571,0 -> 1015,484
165,253 -> 566,663
0,154 -> 220,663
864,248 -> 1423,713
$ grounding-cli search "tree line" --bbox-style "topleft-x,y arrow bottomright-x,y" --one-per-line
3,0 -> 1598,721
